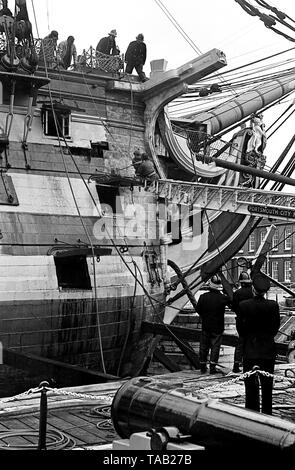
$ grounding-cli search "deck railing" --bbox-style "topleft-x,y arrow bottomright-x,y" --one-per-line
0,35 -> 124,73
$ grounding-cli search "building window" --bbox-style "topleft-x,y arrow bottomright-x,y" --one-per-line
54,255 -> 91,289
261,261 -> 267,274
284,227 -> 292,250
271,261 -> 278,281
41,103 -> 71,138
284,260 -> 291,283
249,233 -> 255,252
272,229 -> 279,251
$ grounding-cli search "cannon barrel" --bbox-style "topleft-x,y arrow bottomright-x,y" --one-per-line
111,376 -> 295,451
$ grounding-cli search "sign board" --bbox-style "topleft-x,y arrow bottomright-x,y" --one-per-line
248,205 -> 295,219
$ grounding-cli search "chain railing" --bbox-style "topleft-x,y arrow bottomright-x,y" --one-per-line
0,386 -> 42,404
193,368 -> 295,396
0,385 -> 115,405
0,382 -> 115,450
1,367 -> 294,405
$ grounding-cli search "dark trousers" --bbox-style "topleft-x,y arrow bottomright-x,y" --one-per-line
243,359 -> 274,415
233,336 -> 244,365
125,62 -> 146,81
199,330 -> 223,370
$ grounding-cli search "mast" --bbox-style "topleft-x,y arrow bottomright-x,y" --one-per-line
176,74 -> 295,135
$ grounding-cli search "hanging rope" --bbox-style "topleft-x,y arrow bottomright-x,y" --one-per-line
254,0 -> 295,25
30,0 -> 107,374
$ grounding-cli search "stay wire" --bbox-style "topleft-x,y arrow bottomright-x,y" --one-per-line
265,100 -> 295,132
267,108 -> 295,139
154,0 -> 202,55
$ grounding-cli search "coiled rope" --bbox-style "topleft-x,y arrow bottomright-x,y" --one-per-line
0,429 -> 76,450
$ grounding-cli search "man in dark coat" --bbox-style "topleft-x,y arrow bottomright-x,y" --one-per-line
237,273 -> 280,415
231,271 -> 253,373
125,33 -> 147,82
96,30 -> 118,55
196,275 -> 230,374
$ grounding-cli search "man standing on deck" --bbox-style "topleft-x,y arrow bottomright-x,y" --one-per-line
96,30 -> 119,56
196,275 -> 230,374
125,33 -> 147,82
237,273 -> 280,415
231,271 -> 253,373
57,36 -> 77,70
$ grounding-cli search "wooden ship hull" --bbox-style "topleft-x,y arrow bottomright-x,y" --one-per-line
0,1 -> 295,382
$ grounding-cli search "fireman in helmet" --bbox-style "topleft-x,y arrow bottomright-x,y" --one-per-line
231,271 -> 253,373
196,274 -> 230,374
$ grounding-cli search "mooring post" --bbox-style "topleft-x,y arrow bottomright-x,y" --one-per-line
38,381 -> 50,450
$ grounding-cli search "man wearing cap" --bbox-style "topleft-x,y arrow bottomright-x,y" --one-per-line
237,273 -> 280,415
125,34 -> 147,82
96,30 -> 119,56
231,271 -> 253,373
196,275 -> 230,374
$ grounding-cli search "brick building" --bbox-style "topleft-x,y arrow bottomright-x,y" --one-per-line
228,220 -> 295,289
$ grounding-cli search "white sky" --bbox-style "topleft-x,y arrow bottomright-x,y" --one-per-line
16,0 -> 295,189
23,0 -> 294,69
22,0 -> 295,70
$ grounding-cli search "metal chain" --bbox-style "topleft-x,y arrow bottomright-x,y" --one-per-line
0,386 -> 115,405
1,369 -> 294,404
0,386 -> 42,404
195,371 -> 256,395
196,369 -> 295,395
50,388 -> 114,403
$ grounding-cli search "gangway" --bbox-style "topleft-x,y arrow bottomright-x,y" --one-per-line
147,179 -> 295,221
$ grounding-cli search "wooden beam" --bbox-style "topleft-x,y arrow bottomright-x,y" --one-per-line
142,322 -> 289,356
153,348 -> 182,372
146,323 -> 200,369
175,338 -> 200,369
3,349 -> 119,387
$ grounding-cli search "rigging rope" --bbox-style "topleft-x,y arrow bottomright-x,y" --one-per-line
154,0 -> 202,55
267,107 -> 295,139
235,0 -> 295,42
30,0 -> 107,374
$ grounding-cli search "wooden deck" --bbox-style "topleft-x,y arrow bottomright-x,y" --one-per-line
0,364 -> 294,450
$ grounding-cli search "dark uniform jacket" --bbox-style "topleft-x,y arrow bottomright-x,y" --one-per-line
196,289 -> 229,334
232,286 -> 253,314
237,297 -> 280,360
96,36 -> 117,55
125,40 -> 146,66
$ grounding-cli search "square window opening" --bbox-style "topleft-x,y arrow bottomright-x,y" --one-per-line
96,185 -> 122,214
54,255 -> 91,289
41,104 -> 71,138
